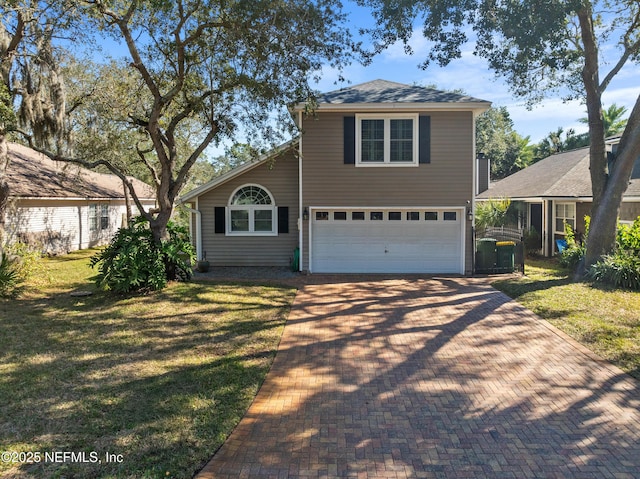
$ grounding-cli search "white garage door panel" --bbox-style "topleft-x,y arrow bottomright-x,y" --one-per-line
311,209 -> 463,274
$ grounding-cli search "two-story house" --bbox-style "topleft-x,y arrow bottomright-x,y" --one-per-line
180,80 -> 491,274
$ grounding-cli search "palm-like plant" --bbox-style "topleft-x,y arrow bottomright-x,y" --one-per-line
580,104 -> 628,137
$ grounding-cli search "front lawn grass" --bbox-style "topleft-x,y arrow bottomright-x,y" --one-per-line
0,249 -> 297,479
492,257 -> 640,380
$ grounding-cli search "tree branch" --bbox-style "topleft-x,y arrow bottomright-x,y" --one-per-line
171,122 -> 218,199
21,131 -> 154,221
599,25 -> 640,93
135,142 -> 160,186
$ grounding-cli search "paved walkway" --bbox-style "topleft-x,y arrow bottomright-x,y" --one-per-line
196,277 -> 640,478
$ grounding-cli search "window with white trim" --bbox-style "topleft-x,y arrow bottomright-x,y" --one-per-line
555,202 -> 576,234
228,185 -> 277,235
356,113 -> 419,166
89,204 -> 109,232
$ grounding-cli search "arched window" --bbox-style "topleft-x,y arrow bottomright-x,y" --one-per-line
228,184 -> 277,235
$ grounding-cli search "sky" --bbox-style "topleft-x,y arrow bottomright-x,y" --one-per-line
309,2 -> 640,145
85,2 -> 640,155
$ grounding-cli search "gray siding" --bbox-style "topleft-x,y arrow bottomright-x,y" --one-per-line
197,151 -> 299,266
620,202 -> 640,222
300,111 -> 475,273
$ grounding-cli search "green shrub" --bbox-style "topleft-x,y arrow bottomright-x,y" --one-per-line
616,217 -> 640,254
90,217 -> 195,293
0,250 -> 21,298
0,242 -> 42,298
587,252 -> 640,290
586,216 -> 640,290
559,217 -> 588,268
523,226 -> 541,256
559,245 -> 585,268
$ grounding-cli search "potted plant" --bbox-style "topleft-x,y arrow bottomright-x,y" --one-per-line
196,251 -> 210,273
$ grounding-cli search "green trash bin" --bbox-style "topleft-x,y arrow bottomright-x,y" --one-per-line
476,238 -> 497,273
496,241 -> 516,273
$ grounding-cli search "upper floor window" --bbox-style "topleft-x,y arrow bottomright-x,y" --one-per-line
228,184 -> 277,235
356,113 -> 419,166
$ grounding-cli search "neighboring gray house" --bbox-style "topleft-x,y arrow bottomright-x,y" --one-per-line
477,138 -> 640,256
5,142 -> 156,254
180,80 -> 491,274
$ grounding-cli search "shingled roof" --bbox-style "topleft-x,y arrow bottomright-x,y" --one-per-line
6,142 -> 155,200
478,145 -> 640,200
294,79 -> 491,112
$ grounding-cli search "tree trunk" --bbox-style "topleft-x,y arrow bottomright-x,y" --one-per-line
578,8 -> 606,203
149,214 -> 170,246
577,7 -> 613,269
0,134 -> 9,243
122,178 -> 132,226
585,95 -> 640,267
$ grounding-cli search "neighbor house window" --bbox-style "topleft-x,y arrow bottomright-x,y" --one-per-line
228,185 -> 276,235
100,204 -> 109,230
89,204 -> 110,232
555,202 -> 576,234
356,113 -> 419,166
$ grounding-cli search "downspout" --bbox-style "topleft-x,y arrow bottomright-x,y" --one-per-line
471,111 -> 478,275
178,201 -> 202,261
542,200 -> 548,257
298,110 -> 303,272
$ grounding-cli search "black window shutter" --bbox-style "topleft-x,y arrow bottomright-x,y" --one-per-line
419,116 -> 431,164
214,207 -> 225,234
344,116 -> 356,164
278,206 -> 289,234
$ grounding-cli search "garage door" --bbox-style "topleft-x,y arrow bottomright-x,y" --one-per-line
310,208 -> 464,273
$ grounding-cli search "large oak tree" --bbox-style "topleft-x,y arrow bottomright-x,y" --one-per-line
360,0 -> 640,267
4,0 -> 355,245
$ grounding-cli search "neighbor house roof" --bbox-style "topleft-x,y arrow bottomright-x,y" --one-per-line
294,79 -> 491,113
477,145 -> 640,200
7,142 -> 155,200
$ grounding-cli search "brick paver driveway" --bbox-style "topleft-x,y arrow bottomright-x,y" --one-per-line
196,277 -> 640,478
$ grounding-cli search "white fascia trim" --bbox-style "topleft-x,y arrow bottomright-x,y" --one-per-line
478,196 -> 640,203
294,102 -> 491,114
538,196 -> 640,202
15,196 -> 121,201
478,196 -> 578,203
